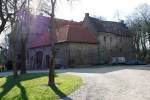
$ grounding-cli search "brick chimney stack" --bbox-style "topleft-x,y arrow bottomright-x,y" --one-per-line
85,13 -> 89,17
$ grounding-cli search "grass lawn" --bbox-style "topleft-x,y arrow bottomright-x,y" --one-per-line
0,73 -> 82,100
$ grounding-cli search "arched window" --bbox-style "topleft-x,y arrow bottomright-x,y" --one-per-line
45,55 -> 50,68
36,51 -> 43,69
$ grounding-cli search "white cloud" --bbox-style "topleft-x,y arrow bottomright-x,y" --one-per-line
55,0 -> 150,21
1,0 -> 150,44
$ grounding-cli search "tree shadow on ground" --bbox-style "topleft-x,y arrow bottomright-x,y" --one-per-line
16,81 -> 28,100
0,73 -> 48,100
50,85 -> 72,100
0,77 -> 28,100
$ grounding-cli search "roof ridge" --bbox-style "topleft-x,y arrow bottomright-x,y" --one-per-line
89,16 -> 123,24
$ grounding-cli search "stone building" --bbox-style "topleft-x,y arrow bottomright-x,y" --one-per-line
9,13 -> 133,70
83,13 -> 134,63
27,16 -> 98,69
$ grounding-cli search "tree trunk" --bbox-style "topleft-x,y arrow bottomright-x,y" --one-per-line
13,64 -> 18,77
0,20 -> 7,34
12,51 -> 18,78
48,47 -> 55,86
20,41 -> 26,74
48,16 -> 56,86
0,0 -> 11,34
48,0 -> 56,86
11,20 -> 18,78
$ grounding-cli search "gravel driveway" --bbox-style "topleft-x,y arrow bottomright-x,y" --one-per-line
62,66 -> 150,100
1,65 -> 150,100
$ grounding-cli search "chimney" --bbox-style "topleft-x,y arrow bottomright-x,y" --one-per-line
120,20 -> 126,28
120,20 -> 124,24
39,13 -> 43,16
85,13 -> 89,17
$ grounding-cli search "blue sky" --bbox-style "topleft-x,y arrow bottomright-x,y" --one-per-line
32,0 -> 150,21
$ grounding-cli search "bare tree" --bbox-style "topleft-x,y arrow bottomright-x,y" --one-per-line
126,4 -> 150,61
7,0 -> 28,77
0,0 -> 12,34
39,0 -> 77,86
0,0 -> 27,34
18,1 -> 31,75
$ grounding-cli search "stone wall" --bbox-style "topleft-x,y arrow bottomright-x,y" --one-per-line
55,43 -> 99,67
55,43 -> 70,67
97,32 -> 134,63
83,14 -> 134,63
27,46 -> 51,69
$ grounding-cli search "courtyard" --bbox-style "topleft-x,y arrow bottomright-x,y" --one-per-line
1,65 -> 150,100
62,65 -> 150,100
0,0 -> 150,100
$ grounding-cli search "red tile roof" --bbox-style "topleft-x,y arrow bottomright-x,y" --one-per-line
31,22 -> 97,48
56,25 -> 98,43
31,33 -> 50,48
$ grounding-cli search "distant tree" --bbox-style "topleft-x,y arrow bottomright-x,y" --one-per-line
126,3 -> 150,61
0,0 -> 12,34
7,0 -> 28,77
0,0 -> 27,34
0,33 -> 9,66
19,11 -> 31,74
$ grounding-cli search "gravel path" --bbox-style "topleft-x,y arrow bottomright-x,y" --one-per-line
62,66 -> 150,100
1,65 -> 150,100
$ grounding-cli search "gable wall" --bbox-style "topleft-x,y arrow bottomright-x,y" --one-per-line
83,15 -> 98,36
97,32 -> 134,63
83,14 -> 134,63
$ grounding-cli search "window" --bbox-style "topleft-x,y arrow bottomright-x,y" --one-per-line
116,45 -> 118,49
119,48 -> 122,53
45,55 -> 50,68
31,56 -> 33,60
110,37 -> 112,42
119,38 -> 122,42
104,36 -> 106,42
110,49 -> 112,52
